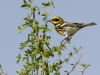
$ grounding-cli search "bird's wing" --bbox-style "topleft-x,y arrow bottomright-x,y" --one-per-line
60,22 -> 84,27
55,22 -> 96,29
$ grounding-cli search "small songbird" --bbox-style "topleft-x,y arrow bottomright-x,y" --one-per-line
47,16 -> 97,41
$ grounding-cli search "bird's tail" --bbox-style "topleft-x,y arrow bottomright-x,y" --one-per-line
83,22 -> 97,27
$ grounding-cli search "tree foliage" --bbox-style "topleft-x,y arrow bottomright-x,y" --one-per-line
15,0 -> 90,75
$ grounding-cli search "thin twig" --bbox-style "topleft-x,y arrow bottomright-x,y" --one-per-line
60,38 -> 67,45
57,47 -> 82,75
60,37 -> 71,46
57,55 -> 61,73
45,43 -> 51,50
60,47 -> 82,65
32,7 -> 39,40
37,6 -> 46,10
33,11 -> 35,22
0,67 -> 7,75
34,5 -> 46,10
81,67 -> 86,75
67,53 -> 82,75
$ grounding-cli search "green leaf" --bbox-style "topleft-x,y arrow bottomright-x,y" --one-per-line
16,70 -> 21,74
42,2 -> 50,7
86,64 -> 91,68
0,65 -> 1,68
16,54 -> 21,64
50,0 -> 55,8
23,0 -> 26,3
34,6 -> 40,15
79,63 -> 86,68
69,52 -> 72,56
24,17 -> 28,20
79,70 -> 83,72
65,59 -> 68,63
73,46 -> 78,54
41,14 -> 46,16
35,21 -> 39,25
46,36 -> 51,40
45,11 -> 50,15
16,54 -> 21,59
16,59 -> 20,64
43,17 -> 47,21
33,7 -> 36,11
64,71 -> 68,73
18,26 -> 21,32
70,64 -> 74,66
38,10 -> 40,15
21,4 -> 28,7
26,62 -> 33,66
21,3 -> 30,8
25,49 -> 32,54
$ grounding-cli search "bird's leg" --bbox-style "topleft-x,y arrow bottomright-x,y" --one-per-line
60,35 -> 71,46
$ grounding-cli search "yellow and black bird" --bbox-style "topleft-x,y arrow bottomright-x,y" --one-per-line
47,16 -> 96,41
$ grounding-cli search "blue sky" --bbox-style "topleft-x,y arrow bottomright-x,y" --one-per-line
0,0 -> 100,75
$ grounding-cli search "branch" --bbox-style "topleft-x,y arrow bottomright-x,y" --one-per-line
33,11 -> 35,22
81,66 -> 86,75
57,47 -> 82,75
59,47 -> 82,65
32,6 -> 39,40
0,67 -> 7,75
35,6 -> 46,10
67,53 -> 82,75
60,37 -> 71,46
60,38 -> 67,45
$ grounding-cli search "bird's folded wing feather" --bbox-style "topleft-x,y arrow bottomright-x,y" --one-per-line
59,22 -> 84,27
59,22 -> 96,27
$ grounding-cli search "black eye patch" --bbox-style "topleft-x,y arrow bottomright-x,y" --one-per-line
55,18 -> 60,21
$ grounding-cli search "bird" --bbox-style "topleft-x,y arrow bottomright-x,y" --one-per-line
47,16 -> 96,42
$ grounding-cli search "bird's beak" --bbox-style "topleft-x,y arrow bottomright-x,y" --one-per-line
47,20 -> 51,23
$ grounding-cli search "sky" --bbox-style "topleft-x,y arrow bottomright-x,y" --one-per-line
0,0 -> 100,75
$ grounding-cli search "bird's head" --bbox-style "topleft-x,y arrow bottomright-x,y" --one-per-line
47,16 -> 64,26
